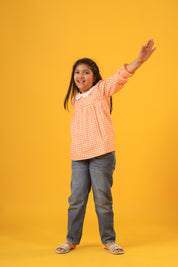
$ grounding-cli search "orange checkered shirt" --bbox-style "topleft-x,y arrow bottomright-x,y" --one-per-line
70,64 -> 134,160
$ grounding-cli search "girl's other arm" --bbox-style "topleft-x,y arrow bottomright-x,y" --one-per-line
126,39 -> 156,73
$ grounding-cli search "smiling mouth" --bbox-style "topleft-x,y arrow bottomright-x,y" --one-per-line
77,80 -> 85,84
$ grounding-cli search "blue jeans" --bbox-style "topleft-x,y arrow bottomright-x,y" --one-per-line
67,151 -> 116,245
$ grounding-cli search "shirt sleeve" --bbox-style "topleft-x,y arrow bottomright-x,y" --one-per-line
97,64 -> 134,97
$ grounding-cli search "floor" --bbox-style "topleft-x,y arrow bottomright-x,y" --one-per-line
0,213 -> 177,267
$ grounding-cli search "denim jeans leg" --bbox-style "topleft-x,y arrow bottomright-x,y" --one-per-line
89,151 -> 116,244
67,159 -> 91,245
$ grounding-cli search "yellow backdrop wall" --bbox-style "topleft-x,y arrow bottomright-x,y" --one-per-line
0,0 -> 178,233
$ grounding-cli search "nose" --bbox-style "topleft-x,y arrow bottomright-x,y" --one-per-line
78,73 -> 84,78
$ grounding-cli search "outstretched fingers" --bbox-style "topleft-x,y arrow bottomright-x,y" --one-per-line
144,39 -> 156,52
139,39 -> 156,62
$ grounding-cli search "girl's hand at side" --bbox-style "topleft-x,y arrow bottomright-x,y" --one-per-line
126,39 -> 156,73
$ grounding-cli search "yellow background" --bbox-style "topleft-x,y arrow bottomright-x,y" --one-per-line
0,0 -> 178,266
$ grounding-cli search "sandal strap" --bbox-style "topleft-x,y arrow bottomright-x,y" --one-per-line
110,243 -> 123,252
56,242 -> 70,252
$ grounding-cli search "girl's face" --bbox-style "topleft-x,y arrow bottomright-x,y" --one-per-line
74,64 -> 95,94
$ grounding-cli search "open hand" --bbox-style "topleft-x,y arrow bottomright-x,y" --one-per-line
138,39 -> 156,63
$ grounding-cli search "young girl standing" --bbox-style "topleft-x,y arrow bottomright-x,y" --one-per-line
56,39 -> 156,255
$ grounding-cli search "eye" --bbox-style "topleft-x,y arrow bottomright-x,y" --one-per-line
84,71 -> 89,74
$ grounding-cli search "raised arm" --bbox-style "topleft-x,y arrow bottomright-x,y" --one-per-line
91,39 -> 156,99
126,39 -> 156,73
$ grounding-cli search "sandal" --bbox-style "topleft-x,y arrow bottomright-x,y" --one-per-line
56,242 -> 75,254
104,243 -> 124,255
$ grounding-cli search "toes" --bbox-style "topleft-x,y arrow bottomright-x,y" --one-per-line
56,248 -> 66,253
114,249 -> 123,253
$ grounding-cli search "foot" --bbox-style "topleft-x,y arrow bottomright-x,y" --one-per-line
56,241 -> 76,253
104,242 -> 124,254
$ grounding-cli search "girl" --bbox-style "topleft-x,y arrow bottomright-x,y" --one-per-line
56,39 -> 156,255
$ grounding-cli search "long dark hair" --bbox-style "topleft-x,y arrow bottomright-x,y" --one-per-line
64,58 -> 113,114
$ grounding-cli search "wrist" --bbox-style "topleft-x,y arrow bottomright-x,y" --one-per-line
136,57 -> 144,66
126,57 -> 144,73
